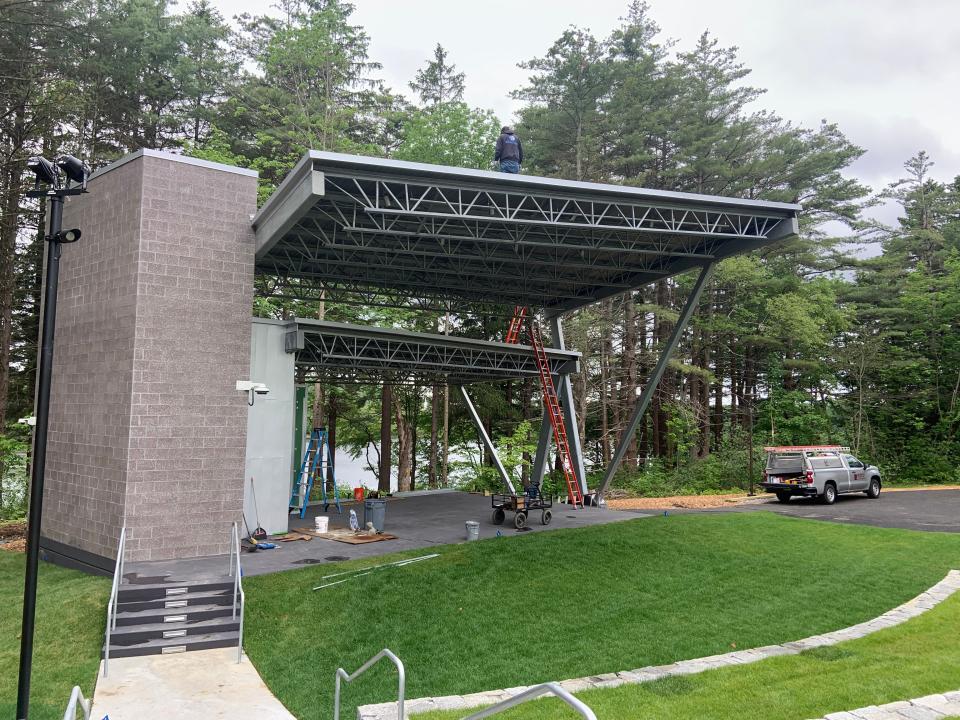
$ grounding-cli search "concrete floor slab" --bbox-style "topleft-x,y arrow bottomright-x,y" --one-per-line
126,491 -> 639,580
92,648 -> 295,719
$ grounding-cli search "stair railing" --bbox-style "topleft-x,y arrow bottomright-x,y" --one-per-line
229,521 -> 245,663
334,648 -> 405,720
102,525 -> 126,678
62,685 -> 92,720
461,683 -> 597,720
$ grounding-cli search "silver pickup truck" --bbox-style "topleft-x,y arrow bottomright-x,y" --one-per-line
761,446 -> 882,505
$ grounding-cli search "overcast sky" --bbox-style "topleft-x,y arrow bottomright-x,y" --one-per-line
209,0 -> 959,222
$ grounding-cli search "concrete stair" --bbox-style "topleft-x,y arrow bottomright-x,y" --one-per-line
105,575 -> 239,658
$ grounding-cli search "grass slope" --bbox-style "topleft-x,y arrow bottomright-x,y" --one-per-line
243,513 -> 960,720
419,587 -> 960,719
0,552 -> 109,720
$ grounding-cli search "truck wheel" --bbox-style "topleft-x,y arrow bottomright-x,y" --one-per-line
492,508 -> 506,525
776,491 -> 792,503
866,478 -> 881,499
821,483 -> 837,505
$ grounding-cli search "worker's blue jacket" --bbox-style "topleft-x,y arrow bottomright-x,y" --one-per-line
494,132 -> 523,164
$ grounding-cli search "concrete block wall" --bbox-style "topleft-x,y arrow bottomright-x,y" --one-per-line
42,150 -> 259,567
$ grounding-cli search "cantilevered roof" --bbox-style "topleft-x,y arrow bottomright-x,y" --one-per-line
254,151 -> 801,312
287,319 -> 580,385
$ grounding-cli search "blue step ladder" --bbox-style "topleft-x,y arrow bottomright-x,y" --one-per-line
290,427 -> 342,519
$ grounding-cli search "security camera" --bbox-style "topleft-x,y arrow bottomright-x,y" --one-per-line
236,380 -> 269,405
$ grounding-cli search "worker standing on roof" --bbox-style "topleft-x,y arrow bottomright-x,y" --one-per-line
494,126 -> 523,173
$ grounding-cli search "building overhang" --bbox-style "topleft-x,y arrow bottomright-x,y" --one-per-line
253,151 -> 801,313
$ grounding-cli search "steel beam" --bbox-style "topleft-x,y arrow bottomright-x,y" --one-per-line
549,315 -> 588,496
597,262 -> 716,496
459,386 -> 516,494
531,404 -> 553,487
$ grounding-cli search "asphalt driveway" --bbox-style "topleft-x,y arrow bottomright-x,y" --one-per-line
754,488 -> 960,533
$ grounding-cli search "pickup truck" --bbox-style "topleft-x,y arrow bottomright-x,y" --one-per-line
761,446 -> 882,505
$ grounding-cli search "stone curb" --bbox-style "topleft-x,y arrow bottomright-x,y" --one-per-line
357,570 -> 960,720
809,689 -> 960,719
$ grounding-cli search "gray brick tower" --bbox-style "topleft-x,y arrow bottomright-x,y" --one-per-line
40,150 -> 258,570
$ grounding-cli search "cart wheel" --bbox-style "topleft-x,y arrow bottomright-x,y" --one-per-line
541,510 -> 552,525
492,508 -> 505,525
514,512 -> 528,529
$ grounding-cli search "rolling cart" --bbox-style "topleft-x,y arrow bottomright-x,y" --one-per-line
491,488 -> 553,529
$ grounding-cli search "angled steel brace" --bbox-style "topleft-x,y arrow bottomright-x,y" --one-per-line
597,262 -> 716,497
459,386 -> 516,494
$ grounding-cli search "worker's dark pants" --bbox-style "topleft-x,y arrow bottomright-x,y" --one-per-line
499,160 -> 520,173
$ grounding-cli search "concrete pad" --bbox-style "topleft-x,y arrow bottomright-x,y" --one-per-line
92,648 -> 295,720
126,491 -> 640,580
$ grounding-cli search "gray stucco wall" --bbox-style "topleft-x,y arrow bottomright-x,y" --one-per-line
243,319 -> 295,536
43,150 -> 259,564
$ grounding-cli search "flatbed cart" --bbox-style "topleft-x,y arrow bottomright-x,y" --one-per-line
491,492 -> 553,529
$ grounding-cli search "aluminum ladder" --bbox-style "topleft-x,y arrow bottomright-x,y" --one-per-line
290,427 -> 342,518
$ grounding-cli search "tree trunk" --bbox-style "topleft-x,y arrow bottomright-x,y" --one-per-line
0,116 -> 26,425
620,291 -> 638,467
394,399 -> 413,492
428,384 -> 439,488
600,299 -> 612,464
325,398 -> 337,492
379,382 -> 392,493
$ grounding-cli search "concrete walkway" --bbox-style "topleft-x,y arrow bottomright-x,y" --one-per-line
359,570 -> 960,719
809,690 -> 960,719
92,648 -> 295,720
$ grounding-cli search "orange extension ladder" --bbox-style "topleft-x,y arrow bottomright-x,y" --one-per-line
505,306 -> 584,508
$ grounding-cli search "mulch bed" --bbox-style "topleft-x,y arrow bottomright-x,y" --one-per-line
0,520 -> 27,552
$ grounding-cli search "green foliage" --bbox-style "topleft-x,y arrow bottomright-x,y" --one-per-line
0,433 -> 28,521
394,102 -> 500,170
611,434 -> 764,496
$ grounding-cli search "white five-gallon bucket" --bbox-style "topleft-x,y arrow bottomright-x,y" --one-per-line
315,516 -> 329,533
465,520 -> 480,541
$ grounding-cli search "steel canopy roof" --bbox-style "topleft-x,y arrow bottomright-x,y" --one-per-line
287,318 -> 580,384
254,151 -> 801,312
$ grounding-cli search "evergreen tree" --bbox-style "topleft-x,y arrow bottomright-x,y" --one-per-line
409,44 -> 465,106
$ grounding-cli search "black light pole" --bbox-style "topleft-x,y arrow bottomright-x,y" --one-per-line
16,155 -> 87,720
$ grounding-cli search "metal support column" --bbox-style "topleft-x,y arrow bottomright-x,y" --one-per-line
549,315 -> 588,496
530,413 -> 553,487
597,262 -> 716,497
459,386 -> 516,494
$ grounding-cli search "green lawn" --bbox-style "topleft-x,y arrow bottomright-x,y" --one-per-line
243,513 -> 960,720
0,551 -> 109,720
418,583 -> 960,719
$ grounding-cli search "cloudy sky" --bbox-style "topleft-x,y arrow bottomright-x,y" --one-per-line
210,0 -> 959,219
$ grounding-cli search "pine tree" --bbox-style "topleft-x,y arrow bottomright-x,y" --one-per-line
409,44 -> 465,106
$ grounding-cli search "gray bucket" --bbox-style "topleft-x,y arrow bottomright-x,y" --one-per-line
465,520 -> 480,541
364,498 -> 387,532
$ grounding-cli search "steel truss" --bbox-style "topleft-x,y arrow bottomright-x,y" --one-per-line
288,319 -> 579,386
254,152 -> 800,313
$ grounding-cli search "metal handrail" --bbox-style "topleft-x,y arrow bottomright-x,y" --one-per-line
62,685 -> 91,720
230,521 -> 245,663
103,526 -> 126,678
462,683 -> 597,720
334,648 -> 405,720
